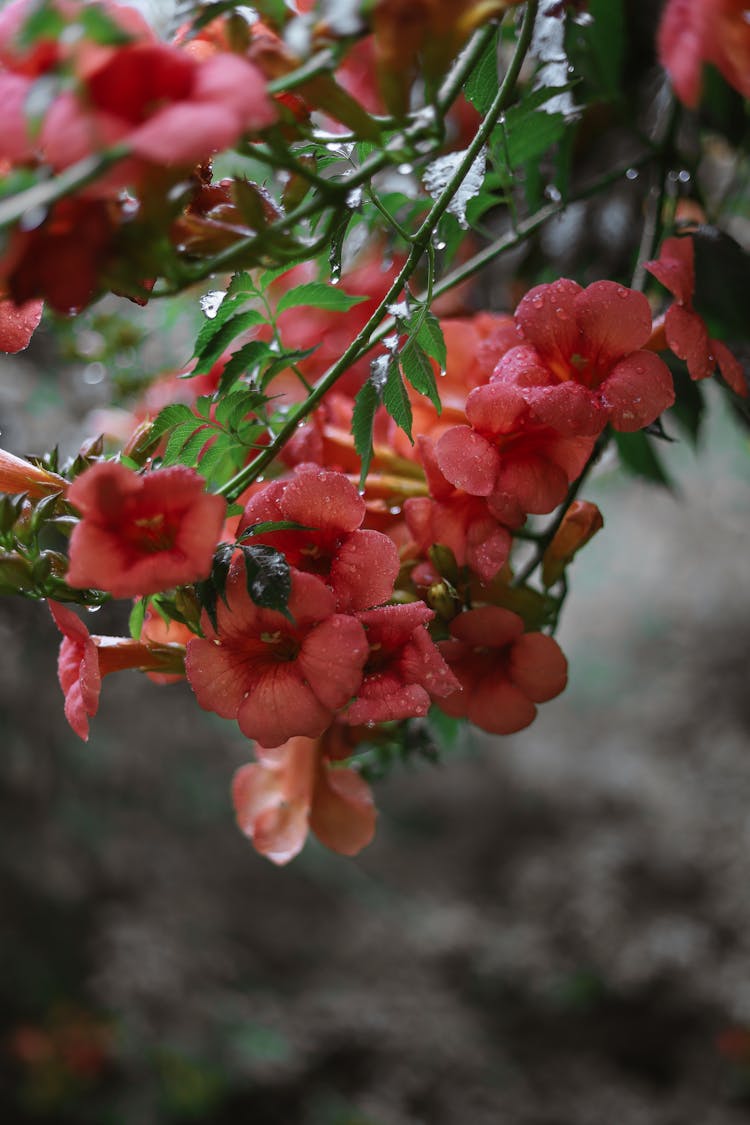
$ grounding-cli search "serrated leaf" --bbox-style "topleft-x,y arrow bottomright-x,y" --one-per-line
151,402 -> 196,438
218,340 -> 273,395
401,338 -> 441,413
163,420 -> 204,464
194,309 -> 266,374
384,361 -> 413,442
196,440 -> 234,483
241,544 -> 292,618
495,109 -> 567,172
222,390 -> 265,432
226,271 -> 256,297
176,427 -> 213,466
411,310 -> 446,370
259,345 -> 320,391
614,430 -> 674,489
275,282 -> 368,314
352,379 -> 382,489
194,294 -> 246,354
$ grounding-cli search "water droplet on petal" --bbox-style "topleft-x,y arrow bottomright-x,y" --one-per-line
532,296 -> 545,310
554,307 -> 568,320
616,287 -> 629,299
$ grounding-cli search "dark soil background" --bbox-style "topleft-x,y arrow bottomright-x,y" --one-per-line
1,334 -> 750,1124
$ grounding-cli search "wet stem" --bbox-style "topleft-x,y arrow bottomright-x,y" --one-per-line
217,0 -> 541,501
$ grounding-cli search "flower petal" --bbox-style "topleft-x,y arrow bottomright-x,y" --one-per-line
435,426 -> 500,496
599,350 -> 675,431
508,633 -> 568,702
298,615 -> 368,710
575,281 -> 653,368
329,529 -> 399,611
309,764 -> 377,857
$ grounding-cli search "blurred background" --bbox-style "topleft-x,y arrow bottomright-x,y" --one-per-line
1,0 -> 750,1121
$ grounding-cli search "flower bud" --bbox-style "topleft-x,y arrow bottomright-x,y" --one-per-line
0,449 -> 67,501
542,501 -> 604,587
0,552 -> 34,592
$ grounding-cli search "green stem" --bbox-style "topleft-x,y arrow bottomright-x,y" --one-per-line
217,2 -> 540,501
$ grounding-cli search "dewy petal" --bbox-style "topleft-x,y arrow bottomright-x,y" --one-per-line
713,339 -> 747,397
236,664 -> 332,747
253,799 -> 311,865
491,344 -> 555,388
508,633 -> 568,703
298,614 -> 368,710
493,453 -> 569,516
599,350 -> 675,432
575,281 -> 653,368
665,303 -> 713,381
524,381 -> 607,437
466,381 -> 528,436
185,636 -> 258,719
465,518 -> 512,584
282,466 -> 365,533
309,763 -> 377,857
514,280 -> 583,374
232,760 -> 311,865
0,298 -> 43,355
644,236 -> 695,305
435,426 -> 500,497
329,529 -> 399,611
346,675 -> 431,724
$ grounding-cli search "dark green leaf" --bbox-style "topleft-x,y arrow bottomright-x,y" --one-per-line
464,27 -> 500,114
414,311 -> 447,370
226,271 -> 256,297
352,378 -> 382,489
238,520 -> 310,540
401,338 -> 441,413
384,361 -> 413,443
693,226 -> 750,341
668,367 -> 706,448
217,340 -> 273,395
240,544 -> 291,618
163,421 -> 204,464
614,430 -> 674,489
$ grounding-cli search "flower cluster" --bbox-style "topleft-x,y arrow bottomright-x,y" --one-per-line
0,0 -> 746,871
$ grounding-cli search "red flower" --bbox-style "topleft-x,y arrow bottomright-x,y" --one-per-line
435,384 -> 597,526
658,0 -> 750,106
232,734 -> 376,865
437,606 -> 568,735
49,600 -> 186,740
0,296 -> 43,353
508,279 -> 675,432
404,435 -> 514,582
65,461 -> 226,598
644,236 -> 746,396
240,466 -> 400,612
345,601 -> 460,724
186,558 -> 369,747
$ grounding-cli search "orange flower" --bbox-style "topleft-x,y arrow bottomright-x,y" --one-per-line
541,500 -> 604,587
0,448 -> 66,499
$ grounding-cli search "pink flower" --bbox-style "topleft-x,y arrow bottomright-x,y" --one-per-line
65,462 -> 226,598
240,466 -> 400,612
232,735 -> 376,865
345,601 -> 460,724
186,557 -> 369,747
658,0 -> 750,107
49,600 -> 186,740
644,236 -> 746,396
437,606 -> 568,735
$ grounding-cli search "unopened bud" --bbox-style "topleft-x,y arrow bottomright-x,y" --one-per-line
428,543 -> 460,585
123,420 -> 160,465
542,500 -> 604,587
426,581 -> 456,622
0,551 -> 34,592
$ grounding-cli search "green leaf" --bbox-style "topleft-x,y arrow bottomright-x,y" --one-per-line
384,360 -> 413,443
693,227 -> 750,341
150,403 -> 197,438
259,345 -> 319,391
494,109 -> 567,172
194,309 -> 266,374
163,420 -> 205,464
614,430 -> 674,489
226,271 -> 256,298
275,282 -> 368,314
129,597 -> 147,641
238,520 -> 310,540
668,367 -> 706,449
401,338 -> 441,413
464,27 -> 500,114
217,340 -> 273,395
567,0 -> 624,103
412,310 -> 447,370
352,378 -> 382,489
